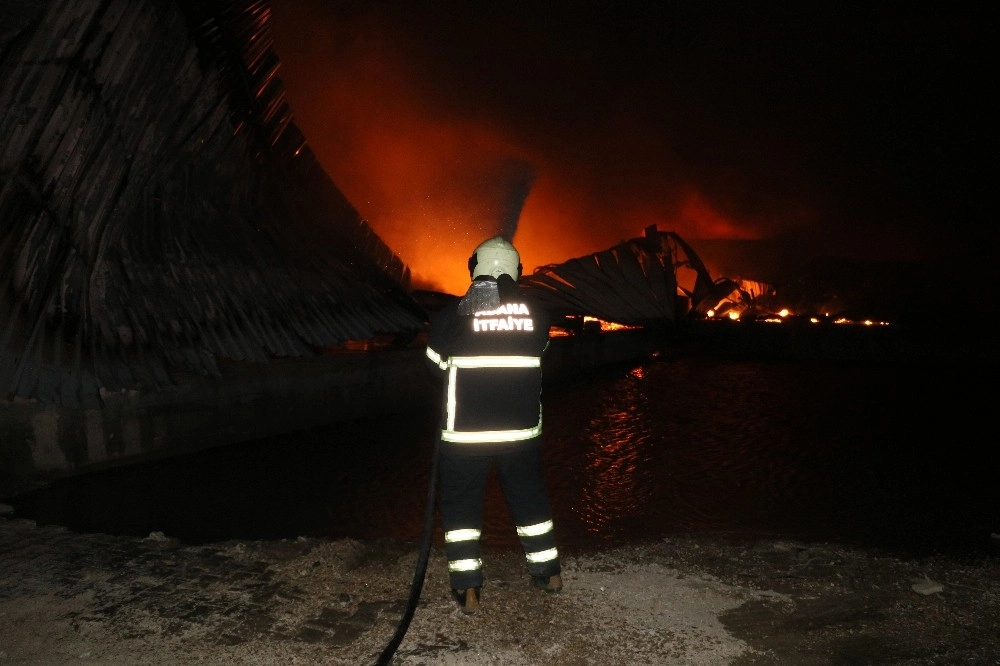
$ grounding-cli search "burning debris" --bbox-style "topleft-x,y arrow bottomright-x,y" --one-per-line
519,225 -> 770,327
519,225 -> 894,331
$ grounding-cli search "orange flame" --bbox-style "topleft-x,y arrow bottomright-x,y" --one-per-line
270,3 -> 773,296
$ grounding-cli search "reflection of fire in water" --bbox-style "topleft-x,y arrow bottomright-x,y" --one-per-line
575,366 -> 656,535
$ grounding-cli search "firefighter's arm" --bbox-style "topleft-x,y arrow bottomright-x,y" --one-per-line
424,305 -> 454,373
425,343 -> 447,372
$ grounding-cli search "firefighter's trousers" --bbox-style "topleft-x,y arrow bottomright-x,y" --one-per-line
438,439 -> 561,590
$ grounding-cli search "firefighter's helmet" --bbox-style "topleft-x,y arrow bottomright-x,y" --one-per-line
468,236 -> 522,280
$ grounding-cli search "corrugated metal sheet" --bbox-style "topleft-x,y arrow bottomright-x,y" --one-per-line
0,0 -> 427,408
520,226 -> 716,326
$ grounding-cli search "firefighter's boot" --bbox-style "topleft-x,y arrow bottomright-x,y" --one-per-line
531,573 -> 563,593
451,586 -> 481,615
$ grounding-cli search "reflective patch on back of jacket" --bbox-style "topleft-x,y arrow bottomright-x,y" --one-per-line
472,302 -> 534,332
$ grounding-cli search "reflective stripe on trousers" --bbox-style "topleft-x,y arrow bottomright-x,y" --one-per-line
445,528 -> 483,576
517,519 -> 559,571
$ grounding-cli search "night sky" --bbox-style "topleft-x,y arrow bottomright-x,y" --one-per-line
268,1 -> 993,296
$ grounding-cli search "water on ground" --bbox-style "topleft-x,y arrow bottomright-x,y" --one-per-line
11,349 -> 997,558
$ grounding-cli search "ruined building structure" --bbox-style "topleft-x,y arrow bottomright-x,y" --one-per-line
0,1 -> 702,494
1,0 -> 430,493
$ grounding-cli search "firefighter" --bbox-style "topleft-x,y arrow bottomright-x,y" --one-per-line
424,236 -> 562,614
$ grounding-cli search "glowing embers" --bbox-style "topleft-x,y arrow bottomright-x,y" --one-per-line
585,315 -> 638,332
703,306 -> 892,328
549,315 -> 642,337
700,278 -> 775,321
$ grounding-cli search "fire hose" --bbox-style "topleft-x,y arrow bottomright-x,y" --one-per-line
372,432 -> 441,666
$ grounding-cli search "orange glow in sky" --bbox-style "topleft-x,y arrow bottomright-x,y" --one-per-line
268,1 -> 815,295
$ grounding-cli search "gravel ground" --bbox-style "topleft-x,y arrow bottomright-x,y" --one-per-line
1,507 -> 998,665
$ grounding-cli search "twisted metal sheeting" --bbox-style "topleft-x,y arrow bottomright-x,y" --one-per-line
521,225 -> 725,326
0,0 -> 427,408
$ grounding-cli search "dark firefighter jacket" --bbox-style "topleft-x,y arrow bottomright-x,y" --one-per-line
425,275 -> 552,454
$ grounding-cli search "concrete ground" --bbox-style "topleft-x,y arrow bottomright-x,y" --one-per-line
1,505 -> 998,665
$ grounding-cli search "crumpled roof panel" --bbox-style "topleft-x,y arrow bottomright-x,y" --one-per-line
0,0 -> 426,407
520,226 -> 692,325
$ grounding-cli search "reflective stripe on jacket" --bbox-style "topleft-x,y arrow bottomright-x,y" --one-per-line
425,280 -> 550,446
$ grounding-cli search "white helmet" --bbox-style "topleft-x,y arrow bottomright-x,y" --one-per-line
468,236 -> 522,280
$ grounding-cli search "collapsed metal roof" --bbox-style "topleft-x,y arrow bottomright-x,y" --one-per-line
520,225 -> 737,325
1,0 -> 427,408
